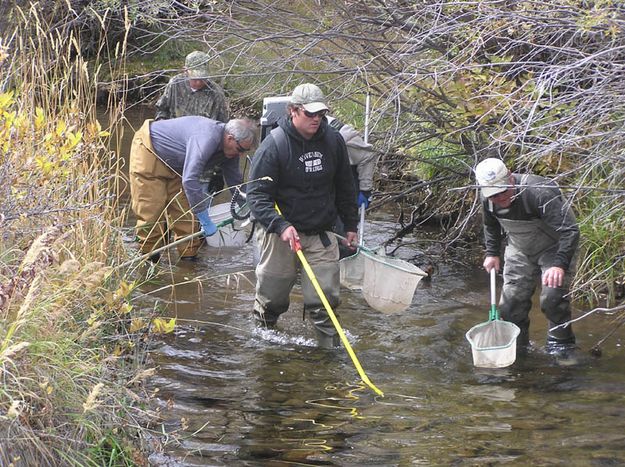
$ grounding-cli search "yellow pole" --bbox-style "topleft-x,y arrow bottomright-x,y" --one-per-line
295,243 -> 384,396
276,204 -> 383,396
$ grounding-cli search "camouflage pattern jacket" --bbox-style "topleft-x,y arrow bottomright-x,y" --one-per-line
155,74 -> 230,122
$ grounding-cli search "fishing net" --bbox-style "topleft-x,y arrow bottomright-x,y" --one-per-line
339,246 -> 387,291
361,250 -> 427,314
465,320 -> 520,368
339,251 -> 366,291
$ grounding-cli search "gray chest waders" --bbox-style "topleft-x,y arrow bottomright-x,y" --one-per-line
496,217 -> 575,348
498,217 -> 559,258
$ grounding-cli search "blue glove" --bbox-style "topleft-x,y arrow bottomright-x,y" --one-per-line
357,191 -> 372,209
196,210 -> 217,237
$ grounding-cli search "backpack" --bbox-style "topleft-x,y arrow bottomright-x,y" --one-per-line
328,117 -> 345,132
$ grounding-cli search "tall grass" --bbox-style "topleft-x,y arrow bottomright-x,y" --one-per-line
575,194 -> 625,306
0,5 -> 153,465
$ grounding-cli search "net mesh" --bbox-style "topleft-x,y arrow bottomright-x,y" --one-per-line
361,250 -> 426,313
466,320 -> 521,368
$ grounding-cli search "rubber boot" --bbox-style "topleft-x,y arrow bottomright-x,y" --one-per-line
308,308 -> 339,349
314,328 -> 340,349
252,311 -> 277,329
252,300 -> 278,329
545,321 -> 576,356
180,255 -> 198,262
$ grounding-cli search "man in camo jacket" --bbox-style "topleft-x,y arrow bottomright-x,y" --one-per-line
155,51 -> 230,122
156,51 -> 231,195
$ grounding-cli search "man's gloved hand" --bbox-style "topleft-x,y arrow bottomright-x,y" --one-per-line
196,211 -> 217,237
357,191 -> 372,209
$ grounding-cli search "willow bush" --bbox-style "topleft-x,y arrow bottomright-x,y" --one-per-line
38,0 -> 620,320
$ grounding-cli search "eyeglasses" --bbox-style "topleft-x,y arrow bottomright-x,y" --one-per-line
235,141 -> 250,154
302,109 -> 328,119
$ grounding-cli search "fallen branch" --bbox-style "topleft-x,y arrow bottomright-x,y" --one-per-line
549,302 -> 625,332
589,315 -> 625,356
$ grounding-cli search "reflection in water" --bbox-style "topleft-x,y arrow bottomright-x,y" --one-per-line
116,107 -> 625,465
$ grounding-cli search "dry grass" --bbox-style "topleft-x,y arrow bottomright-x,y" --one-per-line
0,5 -> 156,466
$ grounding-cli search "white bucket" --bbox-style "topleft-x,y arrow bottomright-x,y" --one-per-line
362,251 -> 426,313
208,203 -> 232,224
465,320 -> 520,368
206,203 -> 251,248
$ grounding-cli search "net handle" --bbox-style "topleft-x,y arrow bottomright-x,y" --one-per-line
358,205 -> 365,245
331,232 -> 428,276
489,268 -> 499,321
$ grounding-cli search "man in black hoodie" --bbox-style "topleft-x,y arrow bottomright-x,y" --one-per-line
247,83 -> 359,348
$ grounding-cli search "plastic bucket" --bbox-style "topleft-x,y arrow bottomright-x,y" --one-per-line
362,251 -> 425,313
465,320 -> 520,368
205,223 -> 250,248
206,203 -> 251,248
208,203 -> 232,224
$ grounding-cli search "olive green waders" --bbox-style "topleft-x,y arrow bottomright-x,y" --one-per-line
254,226 -> 341,348
129,120 -> 203,257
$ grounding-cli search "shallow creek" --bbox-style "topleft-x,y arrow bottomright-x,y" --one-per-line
135,218 -> 625,466
115,106 -> 625,466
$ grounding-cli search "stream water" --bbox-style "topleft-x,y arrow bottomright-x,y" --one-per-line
117,107 -> 625,466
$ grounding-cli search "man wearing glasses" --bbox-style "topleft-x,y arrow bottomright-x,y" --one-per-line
129,116 -> 257,261
247,83 -> 359,348
475,158 -> 580,356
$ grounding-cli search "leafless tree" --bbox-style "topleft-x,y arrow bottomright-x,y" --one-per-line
4,0 -> 624,308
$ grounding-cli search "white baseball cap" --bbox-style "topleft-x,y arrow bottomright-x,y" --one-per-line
475,158 -> 510,198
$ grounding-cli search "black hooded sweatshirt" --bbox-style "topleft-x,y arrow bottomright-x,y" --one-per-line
247,116 -> 358,236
